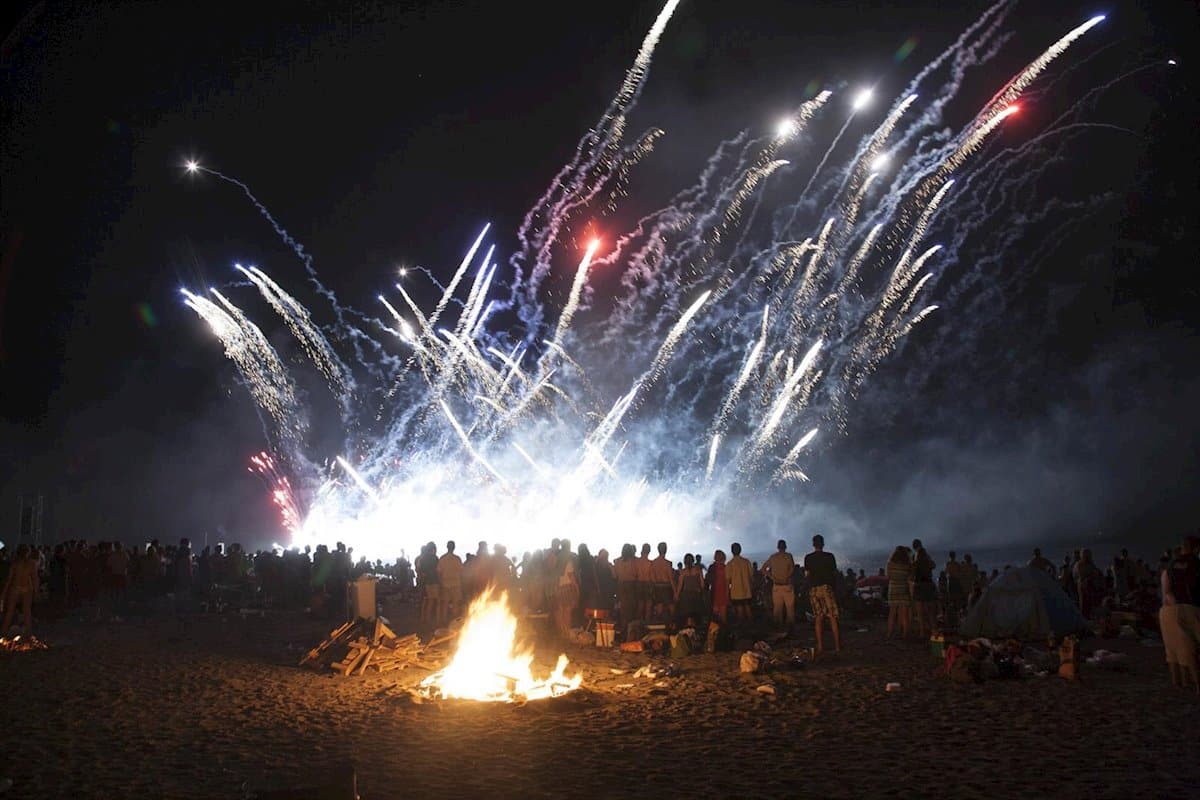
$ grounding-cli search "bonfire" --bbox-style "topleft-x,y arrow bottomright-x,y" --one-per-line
418,588 -> 581,702
0,635 -> 49,652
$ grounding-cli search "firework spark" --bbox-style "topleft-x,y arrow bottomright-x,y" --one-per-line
182,6 -> 1125,559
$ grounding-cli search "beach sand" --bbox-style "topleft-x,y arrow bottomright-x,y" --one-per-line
1,601 -> 1196,799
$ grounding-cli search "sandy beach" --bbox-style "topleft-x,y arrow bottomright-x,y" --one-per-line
1,597 -> 1196,799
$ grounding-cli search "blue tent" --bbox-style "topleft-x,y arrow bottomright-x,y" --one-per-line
960,566 -> 1088,640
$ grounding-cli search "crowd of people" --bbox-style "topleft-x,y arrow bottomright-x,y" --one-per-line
0,538 -> 377,631
403,535 -> 849,653
2,532 -> 1196,684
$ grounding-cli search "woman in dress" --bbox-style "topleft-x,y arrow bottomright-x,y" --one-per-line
675,553 -> 705,626
885,546 -> 912,640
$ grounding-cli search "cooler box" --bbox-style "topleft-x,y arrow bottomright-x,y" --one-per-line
350,576 -> 377,621
595,621 -> 616,647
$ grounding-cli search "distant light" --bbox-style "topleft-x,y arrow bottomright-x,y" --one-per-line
851,89 -> 873,111
776,118 -> 797,139
185,160 -> 200,173
399,267 -> 408,277
1167,59 -> 1177,66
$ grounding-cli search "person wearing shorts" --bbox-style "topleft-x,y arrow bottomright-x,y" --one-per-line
762,540 -> 795,626
804,534 -> 841,655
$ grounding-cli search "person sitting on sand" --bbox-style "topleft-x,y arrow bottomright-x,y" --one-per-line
804,534 -> 841,655
1,544 -> 39,635
886,546 -> 912,640
762,540 -> 796,628
1159,535 -> 1200,692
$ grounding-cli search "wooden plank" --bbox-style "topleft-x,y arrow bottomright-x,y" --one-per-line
336,650 -> 366,676
299,620 -> 358,667
356,647 -> 375,675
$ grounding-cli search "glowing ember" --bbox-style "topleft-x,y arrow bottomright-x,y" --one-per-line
418,588 -> 581,702
0,635 -> 49,652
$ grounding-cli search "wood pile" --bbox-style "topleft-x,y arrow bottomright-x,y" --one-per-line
299,618 -> 455,676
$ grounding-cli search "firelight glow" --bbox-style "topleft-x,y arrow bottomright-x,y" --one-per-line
417,589 -> 582,702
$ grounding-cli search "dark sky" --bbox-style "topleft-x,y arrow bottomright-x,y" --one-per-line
1,1 -> 1196,557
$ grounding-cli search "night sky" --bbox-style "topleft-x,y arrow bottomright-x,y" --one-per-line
1,1 -> 1196,558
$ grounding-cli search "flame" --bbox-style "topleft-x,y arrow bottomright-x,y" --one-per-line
418,588 -> 581,702
0,635 -> 49,652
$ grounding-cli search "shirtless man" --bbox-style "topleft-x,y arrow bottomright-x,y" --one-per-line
636,543 -> 654,620
2,545 -> 40,635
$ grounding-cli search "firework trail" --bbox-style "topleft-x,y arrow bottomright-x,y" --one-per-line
181,6 -> 1137,559
249,452 -> 303,535
234,265 -> 350,398
508,0 -> 682,335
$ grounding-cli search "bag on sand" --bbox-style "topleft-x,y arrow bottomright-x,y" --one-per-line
949,653 -> 982,684
739,651 -> 764,674
671,632 -> 694,659
705,621 -> 720,654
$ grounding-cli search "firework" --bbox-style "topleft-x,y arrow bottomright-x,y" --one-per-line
182,5 -> 1118,559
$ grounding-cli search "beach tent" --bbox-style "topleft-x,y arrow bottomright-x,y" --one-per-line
959,566 -> 1087,640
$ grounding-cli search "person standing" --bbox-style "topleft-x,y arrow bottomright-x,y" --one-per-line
944,551 -> 964,617
674,554 -> 705,626
1,545 -> 39,635
437,541 -> 464,624
636,543 -> 654,621
650,542 -> 675,621
804,534 -> 842,655
415,542 -> 440,627
886,546 -> 913,639
1074,549 -> 1103,619
910,539 -> 937,638
615,544 -> 640,630
708,550 -> 730,623
1028,547 -> 1055,576
593,548 -> 616,614
727,543 -> 753,623
555,544 -> 580,637
762,539 -> 796,628
1159,535 -> 1199,692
